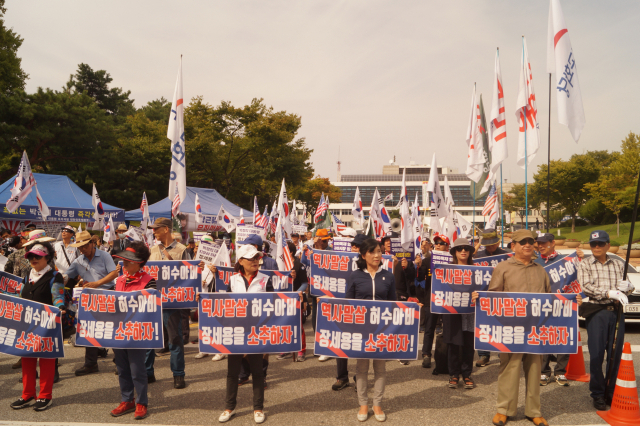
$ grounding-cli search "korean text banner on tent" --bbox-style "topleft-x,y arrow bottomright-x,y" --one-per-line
75,288 -> 164,350
474,291 -> 579,354
214,267 -> 292,292
430,264 -> 494,314
198,292 -> 301,354
473,253 -> 512,267
315,298 -> 420,360
544,253 -> 583,295
0,294 -> 64,358
309,249 -> 394,298
122,260 -> 201,308
0,270 -> 22,295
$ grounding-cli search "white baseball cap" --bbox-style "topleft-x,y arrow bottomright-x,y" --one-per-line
237,244 -> 262,260
339,227 -> 357,238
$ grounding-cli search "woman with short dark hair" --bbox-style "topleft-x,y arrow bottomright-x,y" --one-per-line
346,238 -> 396,422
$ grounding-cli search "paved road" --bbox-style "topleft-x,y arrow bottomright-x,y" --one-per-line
1,322 -> 639,426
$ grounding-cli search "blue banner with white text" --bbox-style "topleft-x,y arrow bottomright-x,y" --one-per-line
474,291 -> 579,354
543,253 -> 583,295
0,270 -> 22,295
75,288 -> 164,349
430,264 -> 494,314
198,292 -> 301,354
315,298 -> 419,360
0,294 -> 64,358
473,253 -> 512,267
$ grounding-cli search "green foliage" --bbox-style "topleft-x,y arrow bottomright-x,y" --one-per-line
579,199 -> 607,225
297,177 -> 342,211
0,0 -> 28,95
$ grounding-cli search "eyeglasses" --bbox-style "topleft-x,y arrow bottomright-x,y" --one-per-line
517,238 -> 535,246
590,241 -> 607,248
454,247 -> 470,252
27,255 -> 43,260
434,241 -> 446,246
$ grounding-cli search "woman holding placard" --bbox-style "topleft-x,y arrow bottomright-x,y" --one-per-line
443,238 -> 476,390
346,238 -> 396,422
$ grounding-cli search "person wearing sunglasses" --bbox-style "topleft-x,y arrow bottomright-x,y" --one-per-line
577,230 -> 634,411
472,229 -> 551,426
443,238 -> 476,390
420,234 -> 450,368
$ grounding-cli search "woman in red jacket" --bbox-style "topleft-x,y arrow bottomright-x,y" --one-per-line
110,242 -> 156,420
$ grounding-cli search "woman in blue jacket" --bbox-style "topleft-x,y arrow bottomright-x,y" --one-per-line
345,238 -> 396,422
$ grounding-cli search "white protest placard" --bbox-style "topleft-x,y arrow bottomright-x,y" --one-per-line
125,226 -> 144,242
236,225 -> 266,244
195,240 -> 221,265
332,237 -> 353,252
292,225 -> 308,235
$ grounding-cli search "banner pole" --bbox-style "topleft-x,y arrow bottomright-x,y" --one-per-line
547,73 -> 552,233
500,164 -> 504,248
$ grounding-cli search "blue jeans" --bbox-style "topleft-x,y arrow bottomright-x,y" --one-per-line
114,349 -> 148,405
585,307 -> 625,400
144,310 -> 185,377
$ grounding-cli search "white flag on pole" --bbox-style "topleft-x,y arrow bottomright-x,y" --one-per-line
213,241 -> 232,267
195,193 -> 203,224
6,151 -> 50,219
103,216 -> 116,243
216,205 -> 238,233
426,153 -> 448,235
352,186 -> 364,228
455,212 -> 473,239
168,57 -> 187,210
443,176 -> 454,215
91,184 -> 105,231
516,37 -> 541,169
465,85 -> 485,183
547,0 -> 585,142
411,193 -> 422,258
369,188 -> 383,238
399,169 -> 413,250
483,49 -> 509,193
277,179 -> 291,236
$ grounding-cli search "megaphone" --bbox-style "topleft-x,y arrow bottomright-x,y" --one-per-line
391,218 -> 402,233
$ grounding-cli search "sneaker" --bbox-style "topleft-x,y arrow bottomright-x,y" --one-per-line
10,397 -> 34,410
254,411 -> 266,424
219,409 -> 235,422
238,377 -> 249,386
332,378 -> 349,391
276,353 -> 290,360
111,401 -> 136,417
476,356 -> 490,367
134,403 -> 148,420
318,355 -> 331,362
398,360 -> 409,365
422,356 -> 432,369
75,364 -> 99,376
540,374 -> 549,386
212,354 -> 226,362
297,351 -> 306,362
195,352 -> 208,359
555,375 -> 569,387
33,398 -> 52,411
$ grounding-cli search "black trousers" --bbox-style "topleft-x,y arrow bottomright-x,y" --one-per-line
336,358 -> 349,381
448,331 -> 475,378
84,347 -> 108,367
226,355 -> 264,411
416,286 -> 428,329
239,356 -> 268,381
422,310 -> 440,357
311,296 -> 318,332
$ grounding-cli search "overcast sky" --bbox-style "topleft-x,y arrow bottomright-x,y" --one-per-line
7,0 -> 640,185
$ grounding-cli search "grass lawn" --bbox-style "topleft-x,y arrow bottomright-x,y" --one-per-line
547,222 -> 640,245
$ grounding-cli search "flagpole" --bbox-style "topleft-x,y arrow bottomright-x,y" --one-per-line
500,164 -> 504,248
523,36 -> 529,231
547,72 -> 552,233
473,182 -> 476,240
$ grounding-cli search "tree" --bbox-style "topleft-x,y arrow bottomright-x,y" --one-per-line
67,63 -> 135,120
502,184 -> 536,227
139,97 -> 171,123
0,0 -> 28,95
297,177 -> 342,210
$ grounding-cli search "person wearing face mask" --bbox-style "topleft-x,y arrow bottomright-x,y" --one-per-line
110,224 -> 131,255
10,242 -> 66,412
216,244 -> 273,424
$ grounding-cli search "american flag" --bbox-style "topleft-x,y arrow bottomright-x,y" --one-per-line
253,197 -> 262,225
482,182 -> 497,216
256,205 -> 269,228
332,213 -> 346,233
314,194 -> 327,223
140,192 -> 148,215
171,188 -> 181,217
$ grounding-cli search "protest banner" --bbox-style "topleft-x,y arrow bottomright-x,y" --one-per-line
473,253 -> 513,267
120,260 -> 201,308
390,237 -> 414,261
292,224 -> 308,235
198,292 -> 301,354
213,266 -> 292,292
430,264 -> 494,314
332,237 -> 353,252
236,224 -> 267,244
544,253 -> 583,294
75,288 -> 164,349
124,226 -> 144,242
430,250 -> 453,270
0,270 -> 22,295
315,298 -> 419,360
0,293 -> 64,358
195,240 -> 221,265
309,249 -> 394,298
474,291 -> 579,354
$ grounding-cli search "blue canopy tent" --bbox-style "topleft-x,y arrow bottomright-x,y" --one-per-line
0,173 -> 124,223
124,187 -> 252,231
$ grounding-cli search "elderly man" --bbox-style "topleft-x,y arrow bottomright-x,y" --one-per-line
577,230 -> 634,411
110,224 -> 131,254
54,226 -> 80,275
146,218 -> 191,389
185,238 -> 196,258
66,231 -> 118,376
474,230 -> 551,426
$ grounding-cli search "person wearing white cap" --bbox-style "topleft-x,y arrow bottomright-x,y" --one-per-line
217,244 -> 273,424
54,226 -> 79,274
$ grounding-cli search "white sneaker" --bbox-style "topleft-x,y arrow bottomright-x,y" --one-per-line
212,354 -> 227,362
195,352 -> 208,359
254,411 -> 266,424
318,355 -> 331,362
219,409 -> 235,423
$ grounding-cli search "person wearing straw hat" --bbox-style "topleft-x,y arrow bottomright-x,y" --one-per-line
65,230 -> 118,376
108,242 -> 156,421
577,230 -> 634,411
110,224 -> 131,255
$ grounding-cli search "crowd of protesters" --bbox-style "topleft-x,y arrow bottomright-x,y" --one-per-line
0,221 -> 633,426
